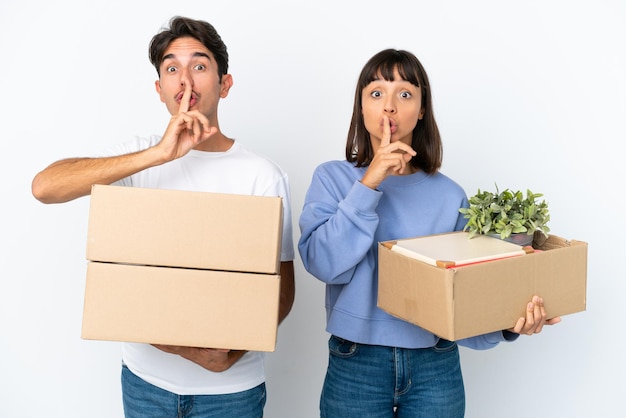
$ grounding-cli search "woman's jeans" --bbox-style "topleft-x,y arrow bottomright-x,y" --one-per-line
320,335 -> 465,418
121,364 -> 266,418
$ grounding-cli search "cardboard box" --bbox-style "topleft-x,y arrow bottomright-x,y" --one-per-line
86,184 -> 283,274
81,184 -> 284,351
377,232 -> 587,341
82,262 -> 280,351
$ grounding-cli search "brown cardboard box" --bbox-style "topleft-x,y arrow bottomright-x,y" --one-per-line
81,184 -> 284,351
86,184 -> 283,274
377,232 -> 587,341
82,262 -> 280,351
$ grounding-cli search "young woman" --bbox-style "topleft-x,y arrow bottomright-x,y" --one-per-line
298,49 -> 559,417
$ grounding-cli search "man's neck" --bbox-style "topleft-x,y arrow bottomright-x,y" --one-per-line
193,133 -> 234,152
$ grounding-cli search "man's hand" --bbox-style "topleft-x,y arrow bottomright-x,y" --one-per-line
156,79 -> 218,162
152,344 -> 247,372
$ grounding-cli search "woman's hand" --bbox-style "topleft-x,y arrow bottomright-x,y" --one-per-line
361,116 -> 416,190
508,295 -> 562,335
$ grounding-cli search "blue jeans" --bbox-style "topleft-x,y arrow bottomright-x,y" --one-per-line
320,335 -> 465,418
121,364 -> 266,418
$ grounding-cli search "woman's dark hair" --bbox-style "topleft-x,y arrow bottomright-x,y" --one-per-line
345,49 -> 442,174
148,16 -> 229,81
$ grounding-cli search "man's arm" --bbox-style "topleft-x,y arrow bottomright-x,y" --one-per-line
32,81 -> 216,205
278,260 -> 295,324
31,148 -> 165,204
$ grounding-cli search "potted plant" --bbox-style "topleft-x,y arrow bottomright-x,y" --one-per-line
458,184 -> 551,245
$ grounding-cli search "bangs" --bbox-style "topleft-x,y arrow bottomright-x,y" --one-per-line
361,51 -> 421,88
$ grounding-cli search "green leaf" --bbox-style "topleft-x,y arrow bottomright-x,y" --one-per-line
459,184 -> 551,240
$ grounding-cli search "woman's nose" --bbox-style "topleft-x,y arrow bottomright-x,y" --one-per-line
384,100 -> 396,113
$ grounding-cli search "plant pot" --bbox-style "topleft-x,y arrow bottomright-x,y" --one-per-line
487,233 -> 533,247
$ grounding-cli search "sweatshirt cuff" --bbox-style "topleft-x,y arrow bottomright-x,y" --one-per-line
502,330 -> 520,342
344,180 -> 382,213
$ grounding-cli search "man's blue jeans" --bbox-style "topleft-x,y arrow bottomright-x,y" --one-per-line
320,335 -> 465,418
121,364 -> 266,418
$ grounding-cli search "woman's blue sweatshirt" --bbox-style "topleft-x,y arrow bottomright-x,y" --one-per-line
298,160 -> 512,350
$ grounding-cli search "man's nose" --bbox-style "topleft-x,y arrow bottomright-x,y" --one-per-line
180,71 -> 194,87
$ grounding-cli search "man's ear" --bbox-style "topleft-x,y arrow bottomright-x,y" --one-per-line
219,74 -> 233,98
155,80 -> 165,103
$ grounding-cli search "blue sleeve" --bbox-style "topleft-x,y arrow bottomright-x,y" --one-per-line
298,170 -> 380,284
457,330 -> 519,350
455,196 -> 470,231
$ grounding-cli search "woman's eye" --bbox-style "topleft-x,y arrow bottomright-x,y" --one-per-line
400,91 -> 412,99
370,91 -> 382,98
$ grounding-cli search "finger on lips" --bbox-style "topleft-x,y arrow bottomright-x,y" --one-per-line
179,80 -> 192,113
381,116 -> 391,146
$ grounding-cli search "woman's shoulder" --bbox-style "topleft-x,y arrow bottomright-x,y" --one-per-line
314,159 -> 356,174
432,171 -> 466,196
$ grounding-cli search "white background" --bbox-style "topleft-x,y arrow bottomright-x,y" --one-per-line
1,1 -> 624,417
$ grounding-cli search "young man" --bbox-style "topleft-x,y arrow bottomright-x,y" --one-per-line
32,16 -> 295,417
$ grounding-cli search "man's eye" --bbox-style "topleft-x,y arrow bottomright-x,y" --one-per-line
194,64 -> 206,71
166,66 -> 177,73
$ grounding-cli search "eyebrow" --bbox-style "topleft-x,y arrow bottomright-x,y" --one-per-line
162,51 -> 212,62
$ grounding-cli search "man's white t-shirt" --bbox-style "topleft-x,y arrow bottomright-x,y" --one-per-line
101,136 -> 294,395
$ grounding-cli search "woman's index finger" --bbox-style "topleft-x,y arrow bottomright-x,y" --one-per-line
381,115 -> 391,147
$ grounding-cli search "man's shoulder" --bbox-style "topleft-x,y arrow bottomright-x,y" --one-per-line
233,142 -> 285,171
98,135 -> 158,157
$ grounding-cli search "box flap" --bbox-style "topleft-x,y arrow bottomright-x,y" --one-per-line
378,243 -> 456,338
82,262 -> 280,351
86,185 -> 283,274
